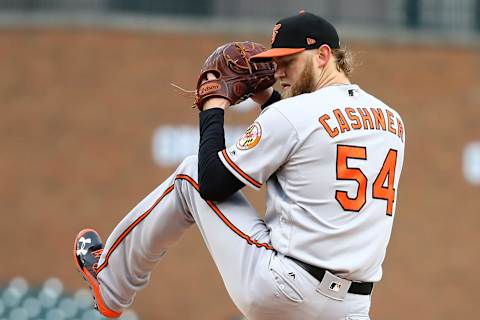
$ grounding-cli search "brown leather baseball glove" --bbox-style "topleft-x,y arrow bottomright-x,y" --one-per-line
195,41 -> 276,110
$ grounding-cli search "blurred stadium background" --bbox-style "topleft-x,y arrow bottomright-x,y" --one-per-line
1,0 -> 479,319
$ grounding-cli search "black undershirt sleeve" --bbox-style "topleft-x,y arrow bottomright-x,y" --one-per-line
197,90 -> 282,201
198,108 -> 244,201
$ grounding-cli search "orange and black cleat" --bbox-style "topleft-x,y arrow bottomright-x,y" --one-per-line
73,229 -> 122,319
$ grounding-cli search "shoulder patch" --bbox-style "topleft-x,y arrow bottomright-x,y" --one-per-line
237,122 -> 262,150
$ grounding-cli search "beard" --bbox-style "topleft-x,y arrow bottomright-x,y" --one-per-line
281,57 -> 317,99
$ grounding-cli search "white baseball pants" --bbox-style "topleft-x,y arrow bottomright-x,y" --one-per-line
96,156 -> 371,320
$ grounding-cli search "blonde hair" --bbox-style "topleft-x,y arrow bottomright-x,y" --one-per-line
332,47 -> 354,78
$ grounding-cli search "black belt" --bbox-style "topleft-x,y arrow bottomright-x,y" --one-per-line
287,256 -> 373,295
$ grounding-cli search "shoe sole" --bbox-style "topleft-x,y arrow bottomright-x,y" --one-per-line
73,228 -> 122,319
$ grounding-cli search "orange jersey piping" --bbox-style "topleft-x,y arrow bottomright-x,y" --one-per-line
96,174 -> 272,274
221,149 -> 262,189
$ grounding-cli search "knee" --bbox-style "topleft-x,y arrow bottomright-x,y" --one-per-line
181,155 -> 198,165
175,155 -> 198,176
179,155 -> 198,169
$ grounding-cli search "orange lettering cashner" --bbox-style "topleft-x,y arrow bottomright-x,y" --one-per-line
320,108 -> 404,143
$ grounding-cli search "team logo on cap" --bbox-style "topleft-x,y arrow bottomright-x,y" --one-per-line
306,37 -> 317,45
237,122 -> 262,150
271,24 -> 282,45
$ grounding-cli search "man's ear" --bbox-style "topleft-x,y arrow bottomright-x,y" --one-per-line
314,45 -> 332,68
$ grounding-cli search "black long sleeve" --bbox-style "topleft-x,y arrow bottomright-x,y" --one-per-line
198,90 -> 282,201
198,108 -> 244,201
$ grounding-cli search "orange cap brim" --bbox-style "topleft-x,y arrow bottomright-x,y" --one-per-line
250,48 -> 305,61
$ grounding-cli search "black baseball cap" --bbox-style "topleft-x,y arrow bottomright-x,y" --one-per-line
251,11 -> 340,61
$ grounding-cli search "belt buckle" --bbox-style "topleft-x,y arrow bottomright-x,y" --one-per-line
315,270 -> 351,301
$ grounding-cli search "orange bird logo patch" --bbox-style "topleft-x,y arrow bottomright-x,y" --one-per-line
237,122 -> 262,150
271,24 -> 282,44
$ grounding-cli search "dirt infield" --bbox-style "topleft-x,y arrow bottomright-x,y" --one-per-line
1,28 -> 479,319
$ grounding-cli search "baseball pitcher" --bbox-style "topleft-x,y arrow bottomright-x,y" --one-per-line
74,11 -> 405,320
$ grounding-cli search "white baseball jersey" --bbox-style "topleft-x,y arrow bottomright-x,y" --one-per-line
95,83 -> 404,319
219,84 -> 405,282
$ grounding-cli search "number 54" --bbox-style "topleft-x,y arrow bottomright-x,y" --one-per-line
335,145 -> 398,216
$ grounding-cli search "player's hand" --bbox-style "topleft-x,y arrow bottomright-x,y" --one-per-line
251,87 -> 274,106
202,73 -> 231,111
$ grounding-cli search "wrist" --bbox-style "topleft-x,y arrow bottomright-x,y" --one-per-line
202,98 -> 231,111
